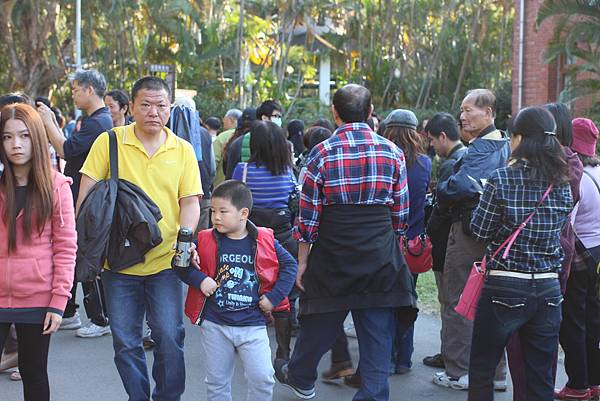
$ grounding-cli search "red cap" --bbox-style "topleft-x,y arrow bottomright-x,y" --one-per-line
571,118 -> 599,157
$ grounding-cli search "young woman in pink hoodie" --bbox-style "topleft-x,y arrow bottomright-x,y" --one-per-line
0,103 -> 77,401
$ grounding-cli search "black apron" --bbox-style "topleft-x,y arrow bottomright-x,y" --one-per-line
300,204 -> 417,317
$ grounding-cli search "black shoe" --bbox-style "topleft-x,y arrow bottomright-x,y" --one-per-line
343,373 -> 362,388
423,353 -> 445,368
274,359 -> 316,399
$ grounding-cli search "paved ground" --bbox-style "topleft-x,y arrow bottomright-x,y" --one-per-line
1,311 -> 567,401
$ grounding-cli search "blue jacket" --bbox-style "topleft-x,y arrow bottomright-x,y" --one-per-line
169,106 -> 216,196
437,125 -> 510,211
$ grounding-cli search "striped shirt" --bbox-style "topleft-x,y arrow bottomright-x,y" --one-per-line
470,162 -> 573,273
293,122 -> 410,243
232,162 -> 296,209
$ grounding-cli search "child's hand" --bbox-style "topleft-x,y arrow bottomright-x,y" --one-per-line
189,243 -> 200,269
200,277 -> 218,297
258,295 -> 274,313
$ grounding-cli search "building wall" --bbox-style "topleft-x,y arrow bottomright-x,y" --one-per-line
512,0 -> 594,116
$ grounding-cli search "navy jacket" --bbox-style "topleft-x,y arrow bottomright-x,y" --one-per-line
437,125 -> 510,212
63,107 -> 113,203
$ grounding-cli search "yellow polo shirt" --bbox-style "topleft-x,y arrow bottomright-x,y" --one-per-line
80,123 -> 202,276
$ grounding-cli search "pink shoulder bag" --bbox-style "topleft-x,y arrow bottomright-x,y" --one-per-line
455,184 -> 553,321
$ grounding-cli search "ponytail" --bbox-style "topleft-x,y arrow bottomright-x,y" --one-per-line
510,106 -> 570,185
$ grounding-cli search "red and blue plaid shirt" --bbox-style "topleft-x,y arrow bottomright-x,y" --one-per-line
293,122 -> 410,243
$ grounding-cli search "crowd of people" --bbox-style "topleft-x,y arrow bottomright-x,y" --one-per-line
0,68 -> 598,401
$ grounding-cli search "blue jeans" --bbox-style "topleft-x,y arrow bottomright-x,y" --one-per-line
468,275 -> 562,401
391,274 -> 417,371
103,269 -> 185,401
288,308 -> 395,401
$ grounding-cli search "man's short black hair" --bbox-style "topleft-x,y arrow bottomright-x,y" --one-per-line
205,116 -> 221,131
425,112 -> 461,141
332,84 -> 372,123
212,180 -> 253,211
131,76 -> 171,102
256,100 -> 283,120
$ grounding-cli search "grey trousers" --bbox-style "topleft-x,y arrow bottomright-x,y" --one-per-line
441,221 -> 507,380
199,320 -> 275,401
198,198 -> 211,231
434,271 -> 445,354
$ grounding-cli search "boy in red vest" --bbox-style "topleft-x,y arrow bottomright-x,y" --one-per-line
176,179 -> 297,401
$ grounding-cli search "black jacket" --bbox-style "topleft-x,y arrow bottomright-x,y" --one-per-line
427,143 -> 467,271
75,131 -> 162,282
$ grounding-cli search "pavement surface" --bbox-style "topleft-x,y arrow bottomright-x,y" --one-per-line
1,310 -> 567,401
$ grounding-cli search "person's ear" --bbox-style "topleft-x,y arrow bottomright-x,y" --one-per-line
367,104 -> 374,120
240,207 -> 250,220
331,105 -> 340,122
261,115 -> 270,122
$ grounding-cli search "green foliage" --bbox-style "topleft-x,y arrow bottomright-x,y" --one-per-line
537,0 -> 600,119
0,0 -> 515,123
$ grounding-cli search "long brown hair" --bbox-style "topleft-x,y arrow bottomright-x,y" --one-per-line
384,126 -> 426,168
0,103 -> 54,252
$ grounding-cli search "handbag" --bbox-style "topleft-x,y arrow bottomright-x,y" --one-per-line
400,233 -> 433,274
455,184 -> 553,321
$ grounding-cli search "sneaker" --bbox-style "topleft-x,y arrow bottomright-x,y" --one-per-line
344,322 -> 357,338
494,379 -> 508,392
59,313 -> 82,330
433,371 -> 469,390
590,386 -> 600,400
554,386 -> 592,400
423,353 -> 445,368
321,360 -> 354,382
143,327 -> 155,350
76,323 -> 111,338
274,359 -> 316,399
344,373 -> 362,388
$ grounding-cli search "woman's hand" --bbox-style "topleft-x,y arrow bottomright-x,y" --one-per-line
42,312 -> 62,335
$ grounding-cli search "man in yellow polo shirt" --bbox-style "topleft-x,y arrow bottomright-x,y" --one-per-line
78,76 -> 201,401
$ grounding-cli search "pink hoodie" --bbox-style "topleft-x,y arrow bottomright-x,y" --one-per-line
0,172 -> 77,313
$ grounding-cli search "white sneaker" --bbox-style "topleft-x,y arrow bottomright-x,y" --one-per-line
494,379 -> 508,392
76,323 -> 111,338
432,371 -> 469,390
344,322 -> 357,338
59,312 -> 82,330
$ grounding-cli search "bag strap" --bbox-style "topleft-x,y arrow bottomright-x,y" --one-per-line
241,162 -> 248,183
583,170 -> 600,196
491,184 -> 553,260
108,129 -> 118,181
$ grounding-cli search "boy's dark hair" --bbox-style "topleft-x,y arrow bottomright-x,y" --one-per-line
256,100 -> 283,120
131,76 -> 171,102
205,116 -> 221,131
425,112 -> 461,141
212,180 -> 253,211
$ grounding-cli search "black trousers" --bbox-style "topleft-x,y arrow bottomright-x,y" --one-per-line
559,264 -> 600,389
0,323 -> 51,401
64,276 -> 109,326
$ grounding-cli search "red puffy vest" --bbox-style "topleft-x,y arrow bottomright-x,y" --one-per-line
184,227 -> 290,325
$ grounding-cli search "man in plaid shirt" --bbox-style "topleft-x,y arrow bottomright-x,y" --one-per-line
275,84 -> 417,401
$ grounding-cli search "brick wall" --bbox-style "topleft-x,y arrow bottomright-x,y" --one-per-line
512,0 -> 595,116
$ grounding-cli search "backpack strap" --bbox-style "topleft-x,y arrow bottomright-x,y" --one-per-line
241,133 -> 251,162
583,170 -> 600,196
108,129 -> 118,181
